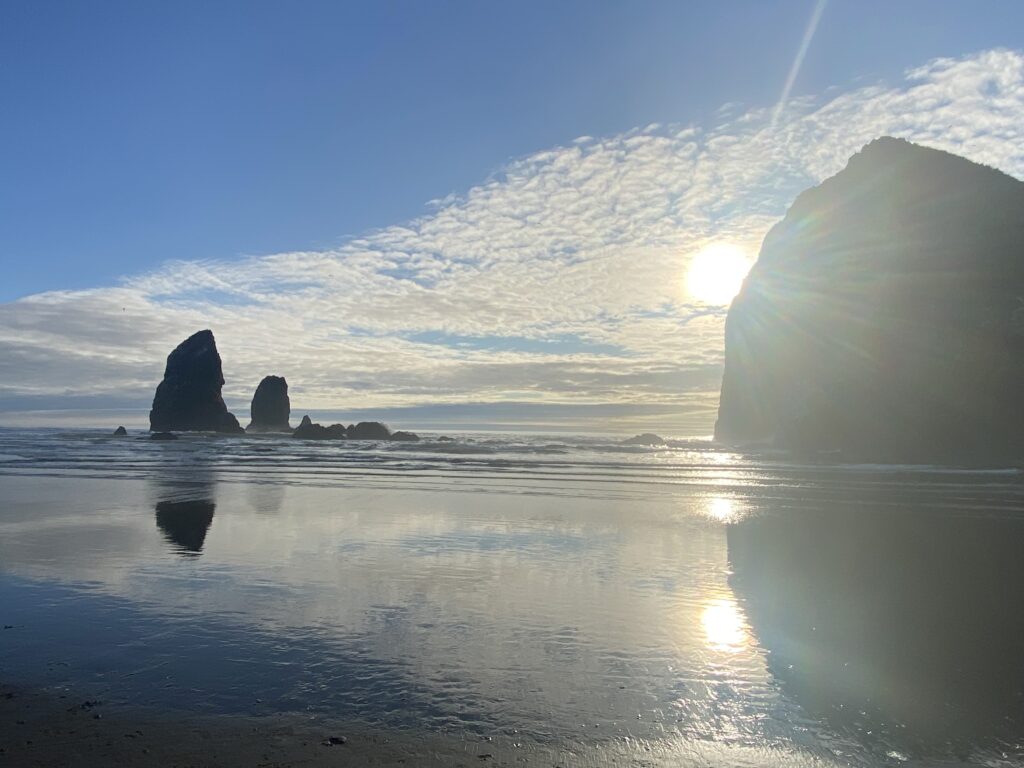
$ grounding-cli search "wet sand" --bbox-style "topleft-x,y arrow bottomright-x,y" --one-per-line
4,431 -> 1023,767
0,683 -> 524,768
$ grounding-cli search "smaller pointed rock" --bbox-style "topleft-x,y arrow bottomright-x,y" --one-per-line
247,375 -> 291,432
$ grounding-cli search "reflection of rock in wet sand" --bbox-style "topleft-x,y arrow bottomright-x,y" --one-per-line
727,504 -> 1024,758
155,499 -> 216,555
150,458 -> 218,556
245,481 -> 284,515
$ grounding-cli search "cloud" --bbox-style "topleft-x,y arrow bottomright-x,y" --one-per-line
2,49 -> 1024,433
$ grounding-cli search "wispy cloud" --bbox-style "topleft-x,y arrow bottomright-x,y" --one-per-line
1,49 -> 1023,433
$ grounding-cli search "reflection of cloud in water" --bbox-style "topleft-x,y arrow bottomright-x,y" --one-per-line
1,477 -> 787,746
6,434 -> 1024,762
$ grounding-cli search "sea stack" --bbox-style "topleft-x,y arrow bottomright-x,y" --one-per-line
247,375 -> 291,432
714,137 -> 1024,461
292,414 -> 346,440
623,433 -> 665,446
347,421 -> 392,440
149,330 -> 244,434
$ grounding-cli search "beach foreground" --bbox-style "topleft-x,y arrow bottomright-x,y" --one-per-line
1,683 -> 494,768
2,429 -> 1023,767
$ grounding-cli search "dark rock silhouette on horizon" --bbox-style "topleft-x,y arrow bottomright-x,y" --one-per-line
292,415 -> 346,440
390,431 -> 420,442
112,426 -> 127,436
247,375 -> 291,432
347,422 -> 392,440
623,433 -> 665,446
291,415 -> 416,441
149,330 -> 244,434
715,137 -> 1024,461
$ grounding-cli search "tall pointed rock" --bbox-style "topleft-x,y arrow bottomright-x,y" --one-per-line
149,330 -> 243,433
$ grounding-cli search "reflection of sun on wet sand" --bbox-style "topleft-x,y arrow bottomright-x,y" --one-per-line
701,597 -> 750,653
700,495 -> 747,524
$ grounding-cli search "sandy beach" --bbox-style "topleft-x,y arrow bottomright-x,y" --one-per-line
0,682 -> 528,768
2,430 -> 1024,767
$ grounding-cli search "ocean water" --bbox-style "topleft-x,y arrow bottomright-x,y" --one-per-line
1,427 -> 1023,766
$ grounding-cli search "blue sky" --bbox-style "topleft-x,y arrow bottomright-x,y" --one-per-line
2,3 -> 1024,432
3,0 -> 1022,300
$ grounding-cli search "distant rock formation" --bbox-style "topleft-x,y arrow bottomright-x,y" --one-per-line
292,415 -> 346,440
291,416 -> 415,441
390,431 -> 420,442
623,433 -> 665,446
715,137 -> 1024,461
149,330 -> 243,434
247,375 -> 291,432
112,426 -> 128,436
347,422 -> 391,440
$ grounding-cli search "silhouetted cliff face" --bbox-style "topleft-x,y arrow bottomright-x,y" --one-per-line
247,375 -> 291,432
715,137 -> 1024,460
149,330 -> 243,433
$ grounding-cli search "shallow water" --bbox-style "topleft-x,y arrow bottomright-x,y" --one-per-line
1,428 -> 1023,766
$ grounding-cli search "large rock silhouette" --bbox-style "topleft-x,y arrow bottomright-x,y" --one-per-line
715,137 -> 1024,461
347,421 -> 392,440
149,330 -> 243,434
247,375 -> 291,432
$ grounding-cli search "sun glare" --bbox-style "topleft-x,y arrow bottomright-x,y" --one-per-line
706,497 -> 736,523
701,597 -> 749,652
686,242 -> 753,305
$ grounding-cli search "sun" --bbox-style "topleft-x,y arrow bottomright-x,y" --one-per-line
686,242 -> 753,305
